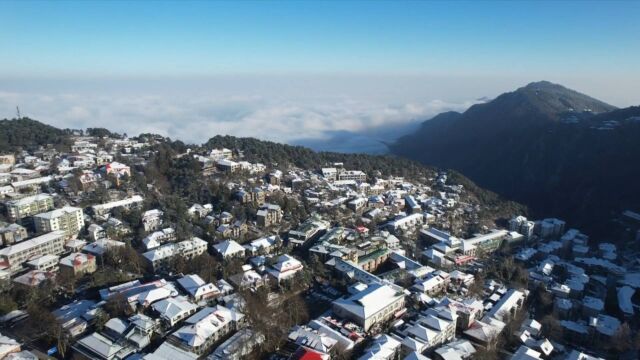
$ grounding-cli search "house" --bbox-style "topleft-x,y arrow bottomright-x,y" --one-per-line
177,274 -> 220,302
142,228 -> 177,250
82,239 -> 126,258
87,224 -> 106,241
142,209 -> 164,232
357,334 -> 401,360
72,331 -> 136,360
216,220 -> 247,239
463,317 -> 506,346
26,254 -> 59,272
267,255 -> 305,282
484,289 -> 526,322
0,223 -> 28,246
188,203 -> 212,219
152,296 -> 198,327
395,306 -> 457,355
103,162 -> 131,178
348,198 -> 368,212
216,159 -> 240,173
332,283 -> 405,332
338,170 -> 366,182
235,188 -> 265,204
434,339 -> 476,360
287,325 -> 339,358
168,305 -> 244,355
289,218 -> 330,247
209,148 -> 233,160
59,252 -> 97,277
385,213 -> 424,234
209,328 -> 264,360
13,270 -> 56,288
243,235 -> 281,255
213,240 -> 245,259
256,203 -> 283,227
413,272 -> 450,296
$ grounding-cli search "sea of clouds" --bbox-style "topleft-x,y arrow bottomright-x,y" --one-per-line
0,76 -> 483,153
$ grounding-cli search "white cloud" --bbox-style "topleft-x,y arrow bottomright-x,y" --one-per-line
0,78 -> 479,152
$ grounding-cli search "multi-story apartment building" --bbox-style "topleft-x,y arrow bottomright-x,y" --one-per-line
33,206 -> 84,237
338,170 -> 367,182
0,230 -> 66,273
6,194 -> 55,221
92,195 -> 143,217
143,237 -> 208,271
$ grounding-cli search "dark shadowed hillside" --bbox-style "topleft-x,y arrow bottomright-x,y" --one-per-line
391,81 -> 640,233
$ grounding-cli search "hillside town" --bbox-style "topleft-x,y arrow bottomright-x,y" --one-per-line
0,129 -> 638,360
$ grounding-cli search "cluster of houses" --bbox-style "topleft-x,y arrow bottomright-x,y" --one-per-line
0,133 -> 626,360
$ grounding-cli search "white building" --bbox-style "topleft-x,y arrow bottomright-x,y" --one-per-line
92,195 -> 144,217
177,274 -> 220,302
143,237 -> 208,271
169,305 -> 244,355
0,230 -> 67,273
267,254 -> 304,282
6,193 -> 55,221
33,206 -> 84,237
332,283 -> 405,332
142,209 -> 164,232
213,240 -> 245,259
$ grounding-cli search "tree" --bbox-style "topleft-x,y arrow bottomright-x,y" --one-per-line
540,314 -> 564,342
26,304 -> 70,357
104,246 -> 144,275
104,293 -> 130,318
612,323 -> 633,352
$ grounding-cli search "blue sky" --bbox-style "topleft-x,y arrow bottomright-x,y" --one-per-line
1,1 -> 638,77
0,1 -> 638,150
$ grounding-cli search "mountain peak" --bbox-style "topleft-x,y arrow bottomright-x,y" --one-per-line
485,81 -> 617,119
522,80 -> 564,90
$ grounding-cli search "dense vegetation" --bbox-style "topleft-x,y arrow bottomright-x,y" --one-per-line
391,82 -> 640,234
0,117 -> 72,152
206,135 -> 438,180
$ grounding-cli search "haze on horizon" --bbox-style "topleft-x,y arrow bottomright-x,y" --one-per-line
1,1 -> 638,152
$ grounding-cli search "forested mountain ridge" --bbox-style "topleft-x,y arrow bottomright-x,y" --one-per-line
390,81 -> 640,233
0,118 -> 73,152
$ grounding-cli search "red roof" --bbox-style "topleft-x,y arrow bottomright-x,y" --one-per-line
293,348 -> 324,360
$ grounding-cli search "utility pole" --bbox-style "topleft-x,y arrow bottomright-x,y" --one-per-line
16,106 -> 21,119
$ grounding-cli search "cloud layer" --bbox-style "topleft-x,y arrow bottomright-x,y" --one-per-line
0,88 -> 476,152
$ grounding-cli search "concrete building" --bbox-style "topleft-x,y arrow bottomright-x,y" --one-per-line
33,206 -> 84,237
92,195 -> 143,217
256,203 -> 282,228
143,237 -> 208,271
6,194 -> 54,221
59,252 -> 97,277
0,230 -> 67,273
141,209 -> 163,232
0,223 -> 28,246
332,283 -> 405,332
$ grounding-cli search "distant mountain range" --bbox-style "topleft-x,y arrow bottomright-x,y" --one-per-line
390,81 -> 640,233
